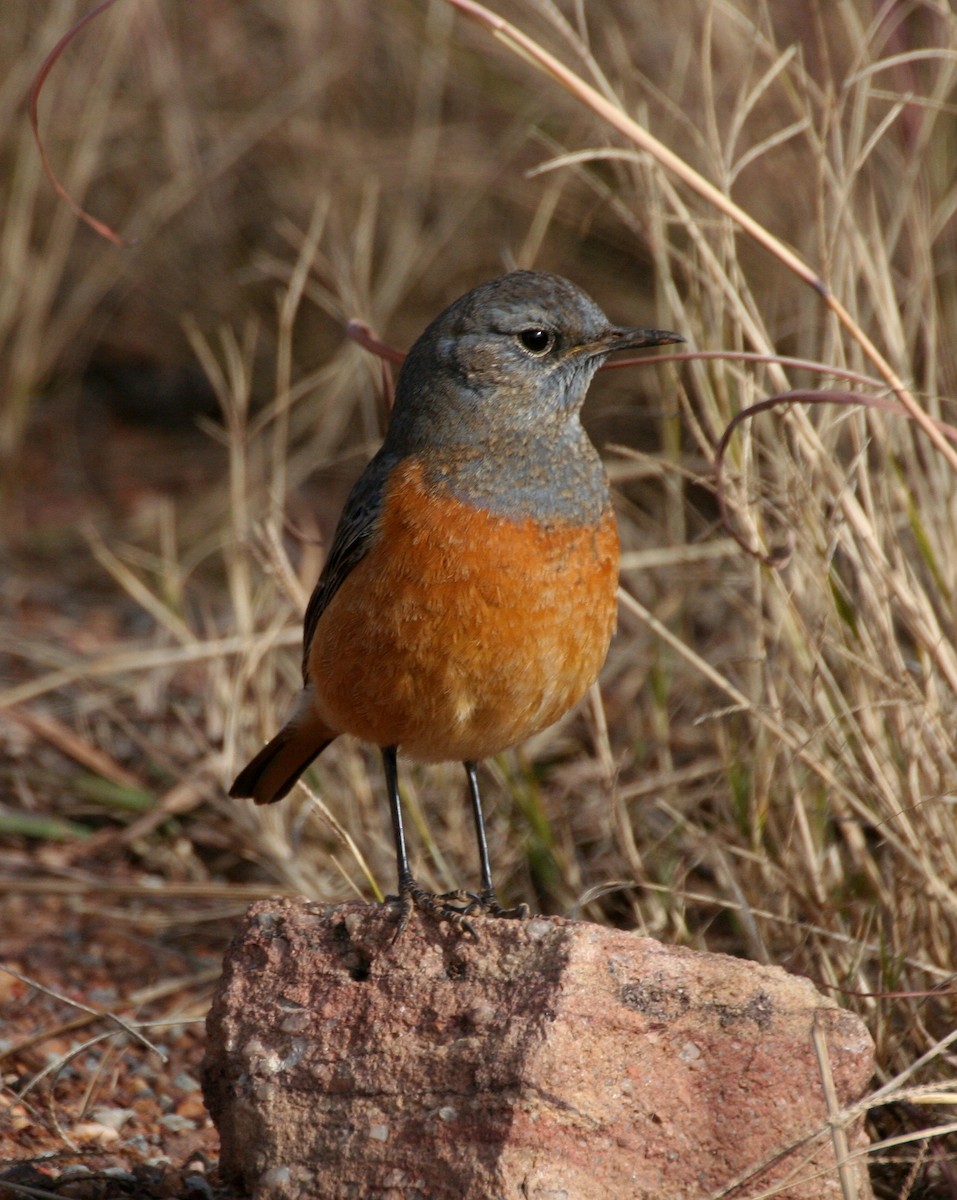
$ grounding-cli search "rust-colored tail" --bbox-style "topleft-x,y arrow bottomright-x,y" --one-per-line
229,710 -> 335,805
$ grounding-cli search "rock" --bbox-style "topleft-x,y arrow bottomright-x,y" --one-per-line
203,899 -> 874,1200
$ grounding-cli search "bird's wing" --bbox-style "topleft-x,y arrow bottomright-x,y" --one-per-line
300,450 -> 396,679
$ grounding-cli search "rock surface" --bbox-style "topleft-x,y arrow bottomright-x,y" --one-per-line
203,899 -> 874,1200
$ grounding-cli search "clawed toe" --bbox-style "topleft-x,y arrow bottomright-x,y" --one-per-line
462,889 -> 529,920
488,899 -> 530,920
388,878 -> 478,940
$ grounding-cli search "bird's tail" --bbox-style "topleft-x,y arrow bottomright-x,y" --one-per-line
229,702 -> 335,805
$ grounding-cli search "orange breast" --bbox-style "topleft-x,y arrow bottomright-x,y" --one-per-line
307,459 -> 619,762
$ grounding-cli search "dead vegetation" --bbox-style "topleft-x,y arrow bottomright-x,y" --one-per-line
2,2 -> 956,1196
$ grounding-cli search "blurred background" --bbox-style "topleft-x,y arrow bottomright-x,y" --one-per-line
2,2 -> 956,1194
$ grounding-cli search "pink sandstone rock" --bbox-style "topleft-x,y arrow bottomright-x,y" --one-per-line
202,898 -> 874,1199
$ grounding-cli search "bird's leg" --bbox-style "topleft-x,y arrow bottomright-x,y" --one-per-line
381,746 -> 477,939
462,761 -> 529,920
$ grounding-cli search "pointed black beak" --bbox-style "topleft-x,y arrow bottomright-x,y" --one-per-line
594,326 -> 685,356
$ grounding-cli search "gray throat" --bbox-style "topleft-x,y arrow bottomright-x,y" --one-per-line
422,429 -> 610,525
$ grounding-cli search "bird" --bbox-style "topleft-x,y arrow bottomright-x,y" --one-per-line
230,270 -> 682,932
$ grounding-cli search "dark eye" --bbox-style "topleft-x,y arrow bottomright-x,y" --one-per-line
518,327 -> 554,355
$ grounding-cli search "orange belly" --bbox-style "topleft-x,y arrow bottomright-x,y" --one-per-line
307,459 -> 619,762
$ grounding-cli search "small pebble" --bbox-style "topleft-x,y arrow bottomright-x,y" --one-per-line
159,1113 -> 197,1132
102,1167 -> 137,1183
678,1040 -> 702,1063
259,1165 -> 291,1186
71,1122 -> 120,1144
175,1092 -> 208,1120
89,1106 -> 135,1131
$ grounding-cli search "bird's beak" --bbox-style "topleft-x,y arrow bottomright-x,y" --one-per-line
590,326 -> 685,357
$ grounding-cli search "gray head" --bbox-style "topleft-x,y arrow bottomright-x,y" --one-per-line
385,270 -> 682,452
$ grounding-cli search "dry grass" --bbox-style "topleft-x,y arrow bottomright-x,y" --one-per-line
3,1 -> 957,1195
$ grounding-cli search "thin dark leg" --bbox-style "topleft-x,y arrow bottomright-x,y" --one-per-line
464,760 -> 495,897
382,745 -> 412,891
463,761 -> 529,920
381,746 -> 477,939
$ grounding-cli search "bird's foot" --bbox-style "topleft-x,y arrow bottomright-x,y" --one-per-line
462,888 -> 530,920
387,877 -> 478,941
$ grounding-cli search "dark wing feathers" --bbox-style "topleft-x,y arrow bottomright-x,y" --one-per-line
300,451 -> 397,677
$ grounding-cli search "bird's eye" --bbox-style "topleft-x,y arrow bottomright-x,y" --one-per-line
518,327 -> 554,356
